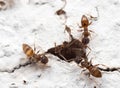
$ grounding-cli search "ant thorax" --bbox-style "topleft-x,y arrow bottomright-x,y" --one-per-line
83,31 -> 90,37
84,27 -> 88,31
29,56 -> 37,63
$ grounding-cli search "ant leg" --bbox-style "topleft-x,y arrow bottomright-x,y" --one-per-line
89,30 -> 94,33
36,50 -> 40,54
90,16 -> 98,21
77,29 -> 83,32
89,57 -> 95,64
59,51 -> 78,63
66,58 -> 75,62
87,46 -> 91,51
78,64 -> 84,68
86,46 -> 91,56
89,30 -> 98,37
69,34 -> 74,41
89,33 -> 92,40
89,21 -> 92,26
80,69 -> 87,75
86,50 -> 91,57
89,30 -> 97,36
88,60 -> 111,68
34,39 -> 42,54
87,14 -> 98,21
77,24 -> 83,32
59,53 -> 68,61
80,69 -> 92,78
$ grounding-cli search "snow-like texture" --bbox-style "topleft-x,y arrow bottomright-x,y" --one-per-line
0,0 -> 120,88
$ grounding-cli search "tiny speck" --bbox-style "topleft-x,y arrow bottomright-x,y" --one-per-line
23,80 -> 27,84
11,83 -> 15,85
37,74 -> 41,78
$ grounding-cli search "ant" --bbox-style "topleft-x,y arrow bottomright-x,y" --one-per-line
78,15 -> 95,46
79,58 -> 102,78
22,43 -> 48,64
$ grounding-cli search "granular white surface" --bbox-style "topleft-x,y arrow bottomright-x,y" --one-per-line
0,0 -> 120,88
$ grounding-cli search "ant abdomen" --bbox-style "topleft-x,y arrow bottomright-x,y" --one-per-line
82,37 -> 89,45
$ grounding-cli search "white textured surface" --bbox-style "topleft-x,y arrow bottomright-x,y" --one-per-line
0,0 -> 120,88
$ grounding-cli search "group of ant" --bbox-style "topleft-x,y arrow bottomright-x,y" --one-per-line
22,0 -> 120,79
22,14 -> 102,78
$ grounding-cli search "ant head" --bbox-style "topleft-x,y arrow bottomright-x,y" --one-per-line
81,61 -> 90,67
40,55 -> 48,64
81,15 -> 89,27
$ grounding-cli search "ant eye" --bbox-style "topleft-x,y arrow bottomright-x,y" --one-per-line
41,55 -> 48,64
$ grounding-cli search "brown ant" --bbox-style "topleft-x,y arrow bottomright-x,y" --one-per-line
80,58 -> 102,78
80,15 -> 92,28
78,15 -> 95,48
22,43 -> 48,64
